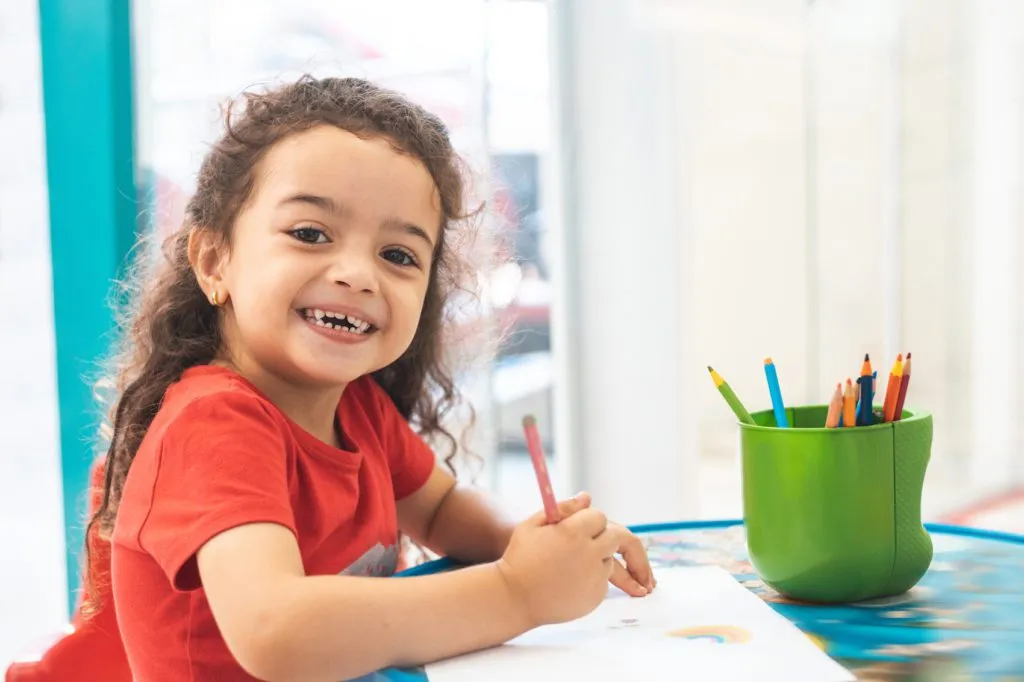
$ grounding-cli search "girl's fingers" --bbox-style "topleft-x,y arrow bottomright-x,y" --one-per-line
609,558 -> 648,597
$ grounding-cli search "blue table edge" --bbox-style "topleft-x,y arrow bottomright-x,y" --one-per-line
396,518 -> 1024,577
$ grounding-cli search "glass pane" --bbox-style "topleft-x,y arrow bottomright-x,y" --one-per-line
132,0 -> 556,519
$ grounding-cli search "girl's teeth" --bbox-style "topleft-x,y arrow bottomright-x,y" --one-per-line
303,308 -> 373,333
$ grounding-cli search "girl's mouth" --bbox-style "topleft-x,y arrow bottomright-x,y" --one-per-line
297,308 -> 377,335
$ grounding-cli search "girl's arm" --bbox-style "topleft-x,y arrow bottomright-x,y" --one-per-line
397,465 -> 515,563
198,505 -> 623,682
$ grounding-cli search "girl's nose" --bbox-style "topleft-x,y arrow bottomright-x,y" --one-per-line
328,252 -> 379,294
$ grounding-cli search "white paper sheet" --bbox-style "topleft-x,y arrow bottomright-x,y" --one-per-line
424,565 -> 854,682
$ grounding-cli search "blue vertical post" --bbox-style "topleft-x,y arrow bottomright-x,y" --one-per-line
37,0 -> 138,614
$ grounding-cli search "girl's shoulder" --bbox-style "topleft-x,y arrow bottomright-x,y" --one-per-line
156,366 -> 405,448
155,364 -> 288,440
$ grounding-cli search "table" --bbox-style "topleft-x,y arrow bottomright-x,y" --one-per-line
369,520 -> 1024,681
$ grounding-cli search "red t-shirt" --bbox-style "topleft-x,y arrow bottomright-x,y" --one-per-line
110,365 -> 436,681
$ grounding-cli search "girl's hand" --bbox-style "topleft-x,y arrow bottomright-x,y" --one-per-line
541,495 -> 655,598
605,523 -> 656,597
496,493 -> 633,628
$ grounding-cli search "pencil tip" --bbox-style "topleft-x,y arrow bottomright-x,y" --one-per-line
707,365 -> 714,372
906,352 -> 911,359
764,357 -> 772,365
522,414 -> 536,428
864,353 -> 870,361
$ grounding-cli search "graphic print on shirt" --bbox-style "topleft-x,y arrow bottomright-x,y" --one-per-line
341,541 -> 399,577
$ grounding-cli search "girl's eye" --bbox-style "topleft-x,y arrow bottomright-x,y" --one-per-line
381,247 -> 418,268
289,226 -> 329,244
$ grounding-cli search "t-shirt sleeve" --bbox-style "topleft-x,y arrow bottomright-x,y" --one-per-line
366,379 -> 437,500
138,391 -> 296,591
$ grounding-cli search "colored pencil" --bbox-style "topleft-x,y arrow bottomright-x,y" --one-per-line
892,352 -> 912,421
522,415 -> 559,523
842,378 -> 857,427
708,366 -> 756,425
825,382 -> 843,428
855,371 -> 877,416
856,354 -> 874,426
882,354 -> 904,422
763,357 -> 789,428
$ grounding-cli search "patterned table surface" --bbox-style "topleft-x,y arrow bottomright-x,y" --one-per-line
636,521 -> 1024,681
376,520 -> 1024,682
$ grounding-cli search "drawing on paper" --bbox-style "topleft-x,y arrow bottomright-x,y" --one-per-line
666,625 -> 753,644
424,567 -> 856,682
608,618 -> 640,630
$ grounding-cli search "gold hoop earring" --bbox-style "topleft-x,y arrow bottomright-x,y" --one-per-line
210,291 -> 221,307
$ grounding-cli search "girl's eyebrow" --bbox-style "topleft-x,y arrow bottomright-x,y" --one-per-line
280,192 -> 435,249
381,218 -> 435,250
279,192 -> 346,216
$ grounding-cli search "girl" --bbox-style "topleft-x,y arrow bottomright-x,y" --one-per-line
87,76 -> 653,681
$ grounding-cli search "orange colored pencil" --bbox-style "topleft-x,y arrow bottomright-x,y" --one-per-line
842,378 -> 857,427
892,352 -> 912,421
862,353 -> 873,377
825,382 -> 843,428
856,354 -> 875,426
882,354 -> 904,422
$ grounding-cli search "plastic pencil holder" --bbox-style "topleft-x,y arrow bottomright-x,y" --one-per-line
738,405 -> 933,604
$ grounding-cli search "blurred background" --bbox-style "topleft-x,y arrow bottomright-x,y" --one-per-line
2,0 -> 1023,666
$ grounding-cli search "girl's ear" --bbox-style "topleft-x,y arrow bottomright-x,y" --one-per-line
187,227 -> 230,306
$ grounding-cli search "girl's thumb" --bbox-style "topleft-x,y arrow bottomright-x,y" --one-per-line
556,491 -> 592,518
527,491 -> 592,525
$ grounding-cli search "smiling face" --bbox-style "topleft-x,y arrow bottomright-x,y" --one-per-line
198,125 -> 443,390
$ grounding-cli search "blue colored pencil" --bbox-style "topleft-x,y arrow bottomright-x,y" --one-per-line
763,358 -> 789,428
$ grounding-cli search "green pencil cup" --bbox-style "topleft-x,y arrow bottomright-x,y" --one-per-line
739,406 -> 933,604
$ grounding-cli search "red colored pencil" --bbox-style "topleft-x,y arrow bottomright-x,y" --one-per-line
882,353 -> 904,422
522,415 -> 559,523
892,353 -> 912,421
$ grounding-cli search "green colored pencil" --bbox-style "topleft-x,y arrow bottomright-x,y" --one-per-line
708,366 -> 755,425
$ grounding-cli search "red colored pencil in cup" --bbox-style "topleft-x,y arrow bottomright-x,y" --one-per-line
522,415 -> 560,523
882,353 -> 904,422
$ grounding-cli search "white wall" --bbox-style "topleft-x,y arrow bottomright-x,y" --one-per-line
967,0 -> 1022,496
0,0 -> 67,664
548,0 -> 698,524
551,0 -> 1024,523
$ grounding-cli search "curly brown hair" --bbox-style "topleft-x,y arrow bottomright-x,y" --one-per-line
83,75 -> 493,611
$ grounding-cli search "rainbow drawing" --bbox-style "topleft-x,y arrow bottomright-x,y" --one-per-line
666,625 -> 753,644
